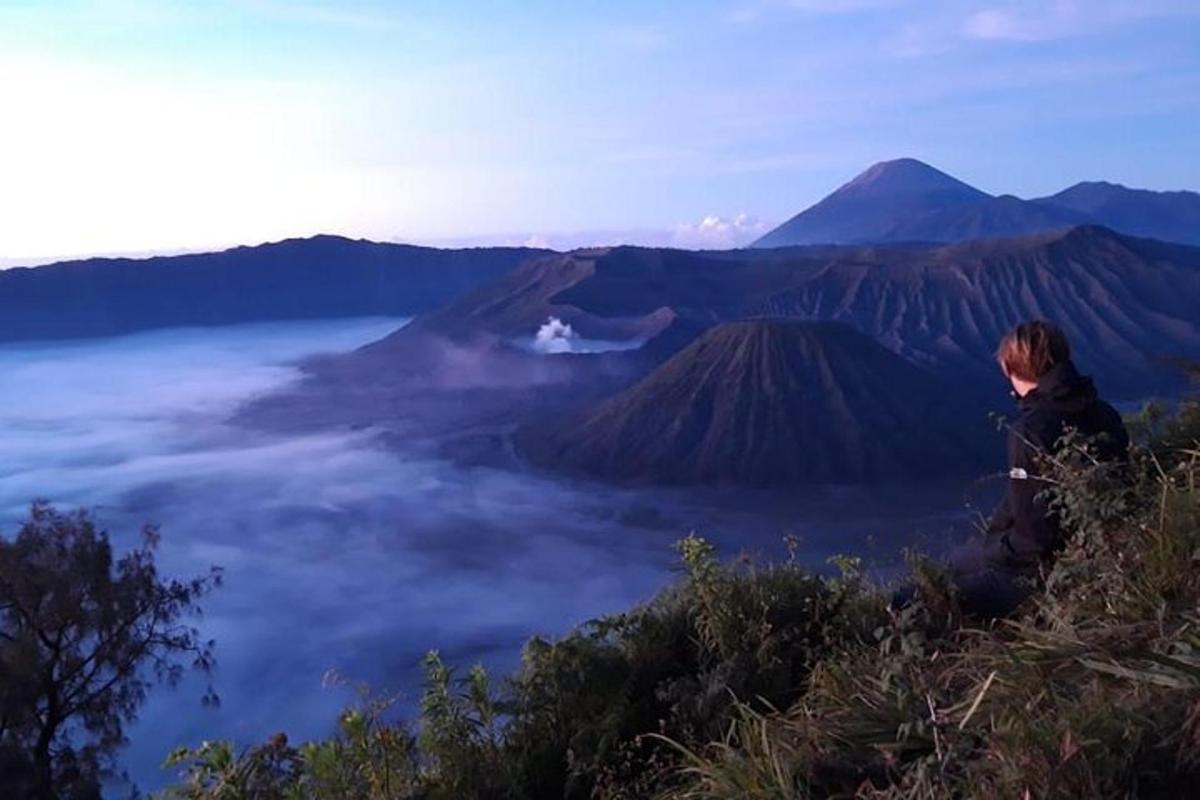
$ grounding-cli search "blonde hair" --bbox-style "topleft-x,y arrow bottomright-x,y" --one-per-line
997,321 -> 1071,382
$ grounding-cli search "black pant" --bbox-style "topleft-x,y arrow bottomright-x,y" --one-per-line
891,539 -> 1032,618
946,538 -> 1032,618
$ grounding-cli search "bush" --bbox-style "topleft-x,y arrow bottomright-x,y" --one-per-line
659,423 -> 1200,798
162,387 -> 1200,799
160,686 -> 419,799
498,536 -> 882,799
159,537 -> 880,799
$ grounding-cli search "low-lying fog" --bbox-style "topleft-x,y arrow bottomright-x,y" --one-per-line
0,318 -> 996,792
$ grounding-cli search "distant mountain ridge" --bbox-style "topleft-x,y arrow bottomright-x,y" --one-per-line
517,320 -> 997,485
753,159 -> 1200,247
238,225 -> 1200,486
0,235 -> 548,343
1034,181 -> 1200,244
375,226 -> 1200,398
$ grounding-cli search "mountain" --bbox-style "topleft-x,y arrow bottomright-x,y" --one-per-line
351,226 -> 1200,398
748,226 -> 1200,396
1034,182 -> 1200,245
516,320 -> 997,486
753,159 -> 1199,247
881,194 -> 1085,242
242,226 -> 1200,463
752,158 -> 990,247
0,235 -> 548,343
310,249 -> 704,390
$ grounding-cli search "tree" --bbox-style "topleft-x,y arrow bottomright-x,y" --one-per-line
0,502 -> 221,799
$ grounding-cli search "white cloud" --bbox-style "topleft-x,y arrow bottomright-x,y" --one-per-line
962,6 -> 1069,42
964,9 -> 1028,41
418,215 -> 772,253
671,213 -> 770,249
875,1 -> 1200,56
724,0 -> 904,25
960,1 -> 1200,43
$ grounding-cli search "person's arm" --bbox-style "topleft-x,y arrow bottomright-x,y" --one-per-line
980,423 -> 1023,565
998,420 -> 1058,563
984,419 -> 1025,538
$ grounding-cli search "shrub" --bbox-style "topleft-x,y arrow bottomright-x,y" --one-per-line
160,686 -> 419,799
161,386 -> 1200,799
658,423 -> 1200,798
518,536 -> 882,798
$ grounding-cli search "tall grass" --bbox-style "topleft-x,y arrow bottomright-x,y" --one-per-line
160,392 -> 1200,799
658,411 -> 1200,799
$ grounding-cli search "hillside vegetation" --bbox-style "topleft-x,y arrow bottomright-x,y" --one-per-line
161,387 -> 1200,799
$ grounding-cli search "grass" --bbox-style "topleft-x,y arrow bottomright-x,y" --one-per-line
159,392 -> 1200,799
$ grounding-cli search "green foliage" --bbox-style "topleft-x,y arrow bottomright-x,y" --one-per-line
1127,361 -> 1200,454
160,534 -> 879,799
159,687 -> 419,799
0,503 -> 220,800
161,391 -> 1200,799
418,652 -> 508,799
496,534 -> 880,799
657,417 -> 1200,799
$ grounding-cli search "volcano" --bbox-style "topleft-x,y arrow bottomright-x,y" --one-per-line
752,159 -> 1200,248
752,158 -> 990,247
517,320 -> 998,486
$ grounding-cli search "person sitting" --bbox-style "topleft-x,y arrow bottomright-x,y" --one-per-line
896,320 -> 1130,618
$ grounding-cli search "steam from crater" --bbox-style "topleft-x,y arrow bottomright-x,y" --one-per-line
532,316 -> 578,354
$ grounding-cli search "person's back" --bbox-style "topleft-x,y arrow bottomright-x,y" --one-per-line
987,322 -> 1130,569
893,320 -> 1129,618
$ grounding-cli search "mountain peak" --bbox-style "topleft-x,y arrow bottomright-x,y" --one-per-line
752,158 -> 990,247
517,319 -> 994,486
838,158 -> 987,199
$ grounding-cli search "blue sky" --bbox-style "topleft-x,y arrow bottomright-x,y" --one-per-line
1,0 -> 1197,262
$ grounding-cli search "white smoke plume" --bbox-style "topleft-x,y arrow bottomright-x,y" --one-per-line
532,316 -> 578,354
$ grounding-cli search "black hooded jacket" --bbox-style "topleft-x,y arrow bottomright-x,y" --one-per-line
986,360 -> 1129,568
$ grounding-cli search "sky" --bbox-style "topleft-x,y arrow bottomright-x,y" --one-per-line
1,0 -> 1197,263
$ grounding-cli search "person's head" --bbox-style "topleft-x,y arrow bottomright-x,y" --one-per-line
996,320 -> 1071,397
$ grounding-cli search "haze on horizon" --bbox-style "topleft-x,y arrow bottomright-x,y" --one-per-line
1,0 -> 1198,264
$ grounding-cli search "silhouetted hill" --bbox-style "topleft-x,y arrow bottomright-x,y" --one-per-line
754,159 -> 1199,247
1034,181 -> 1200,245
517,320 -> 997,486
0,235 -> 547,342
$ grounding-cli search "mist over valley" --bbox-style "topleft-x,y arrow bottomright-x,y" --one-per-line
3,158 -> 1199,796
5,2 -> 1200,792
0,316 -> 989,790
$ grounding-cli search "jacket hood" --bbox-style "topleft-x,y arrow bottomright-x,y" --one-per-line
1019,360 -> 1098,415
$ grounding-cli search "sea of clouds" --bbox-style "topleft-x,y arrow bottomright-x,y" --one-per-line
0,318 -> 979,792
